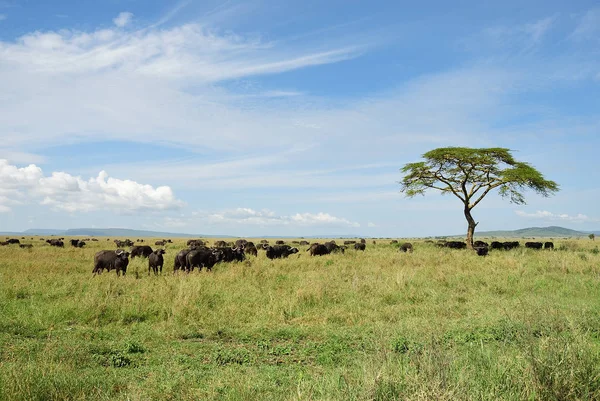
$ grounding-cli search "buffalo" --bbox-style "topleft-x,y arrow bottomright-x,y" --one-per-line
299,240 -> 310,246
525,242 -> 544,249
324,241 -> 345,254
114,239 -> 134,248
390,240 -> 399,244
265,244 -> 299,259
444,241 -> 467,249
474,240 -> 488,248
93,249 -> 130,276
503,241 -> 520,250
399,243 -> 413,253
475,246 -> 489,256
19,244 -> 33,249
174,249 -> 194,272
307,243 -> 330,256
214,240 -> 229,248
130,245 -> 153,258
70,239 -> 80,247
6,238 -> 20,244
275,240 -> 285,245
46,239 -> 64,247
354,243 -> 366,251
244,242 -> 258,257
344,240 -> 356,245
155,240 -> 166,246
149,249 -> 166,274
235,239 -> 248,247
187,239 -> 205,247
217,247 -> 246,263
186,248 -> 222,272
544,241 -> 554,250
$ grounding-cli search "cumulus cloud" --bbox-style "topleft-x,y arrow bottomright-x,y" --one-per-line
192,207 -> 360,228
113,12 -> 133,28
0,159 -> 183,213
515,210 -> 595,223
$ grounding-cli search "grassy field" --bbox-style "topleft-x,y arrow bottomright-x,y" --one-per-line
1,237 -> 599,400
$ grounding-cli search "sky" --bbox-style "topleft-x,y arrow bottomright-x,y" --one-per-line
0,0 -> 599,237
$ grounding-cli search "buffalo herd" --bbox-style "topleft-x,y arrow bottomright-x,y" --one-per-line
0,235 -> 562,276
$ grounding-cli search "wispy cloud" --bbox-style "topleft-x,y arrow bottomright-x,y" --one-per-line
515,210 -> 596,223
113,11 -> 133,28
165,208 -> 360,228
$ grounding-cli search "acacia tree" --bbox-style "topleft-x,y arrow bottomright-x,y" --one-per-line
590,234 -> 595,241
399,147 -> 559,249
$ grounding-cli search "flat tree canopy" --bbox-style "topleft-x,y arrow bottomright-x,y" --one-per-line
399,147 -> 559,248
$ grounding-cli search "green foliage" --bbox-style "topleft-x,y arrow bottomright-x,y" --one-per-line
400,147 -> 559,207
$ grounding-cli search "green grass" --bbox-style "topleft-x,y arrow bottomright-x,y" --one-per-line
1,238 -> 599,400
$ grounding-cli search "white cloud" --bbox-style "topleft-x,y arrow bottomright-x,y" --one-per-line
113,12 -> 133,28
0,159 -> 184,213
188,208 -> 360,228
367,222 -> 376,227
515,210 -> 595,223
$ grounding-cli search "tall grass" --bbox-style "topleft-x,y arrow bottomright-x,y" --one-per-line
0,238 -> 599,400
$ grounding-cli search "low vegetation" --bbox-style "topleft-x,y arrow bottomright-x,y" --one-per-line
1,238 -> 599,400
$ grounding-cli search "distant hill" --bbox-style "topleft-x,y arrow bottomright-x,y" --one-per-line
468,226 -> 590,238
9,228 -> 233,238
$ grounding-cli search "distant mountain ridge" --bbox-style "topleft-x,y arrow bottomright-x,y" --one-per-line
0,226 -> 596,238
467,226 -> 592,238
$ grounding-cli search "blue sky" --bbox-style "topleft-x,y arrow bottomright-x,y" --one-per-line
0,0 -> 598,237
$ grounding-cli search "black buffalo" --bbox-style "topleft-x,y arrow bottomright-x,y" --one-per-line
174,249 -> 194,272
544,241 -> 554,249
474,241 -> 489,248
187,239 -> 205,247
266,244 -> 299,259
399,243 -> 413,253
217,247 -> 246,263
186,248 -> 222,272
503,241 -> 520,250
149,249 -> 166,274
235,239 -> 248,247
114,239 -> 134,248
93,249 -> 130,276
525,242 -> 544,249
155,240 -> 166,246
324,241 -> 345,254
7,238 -> 20,244
307,243 -> 330,256
130,245 -> 153,258
475,246 -> 489,256
390,240 -> 399,244
46,239 -> 64,247
445,241 -> 467,249
354,243 -> 366,251
70,239 -> 80,247
275,240 -> 285,245
243,242 -> 258,257
19,244 -> 33,249
344,240 -> 356,245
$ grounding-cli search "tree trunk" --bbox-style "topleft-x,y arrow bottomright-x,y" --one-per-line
464,207 -> 477,249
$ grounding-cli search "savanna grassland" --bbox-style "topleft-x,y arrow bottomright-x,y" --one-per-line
1,238 -> 600,400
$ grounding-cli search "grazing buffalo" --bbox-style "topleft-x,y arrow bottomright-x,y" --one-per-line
214,240 -> 229,248
275,240 -> 285,245
217,247 -> 246,263
544,241 -> 554,250
354,243 -> 366,251
130,245 -> 153,258
325,241 -> 345,254
444,241 -> 467,249
390,240 -> 399,244
114,239 -> 134,248
299,240 -> 310,246
490,241 -> 504,250
475,246 -> 489,256
503,241 -> 520,250
187,239 -> 205,247
265,245 -> 299,259
19,244 -> 33,249
70,239 -> 80,247
344,240 -> 356,245
260,240 -> 269,244
186,248 -> 222,272
77,241 -> 86,248
149,249 -> 166,274
399,243 -> 413,253
525,242 -> 543,249
244,242 -> 258,257
7,239 -> 20,244
0,241 -> 9,246
93,249 -> 130,276
91,238 -> 98,242
155,240 -> 166,246
474,241 -> 489,248
307,243 -> 330,256
46,239 -> 64,247
174,249 -> 194,272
